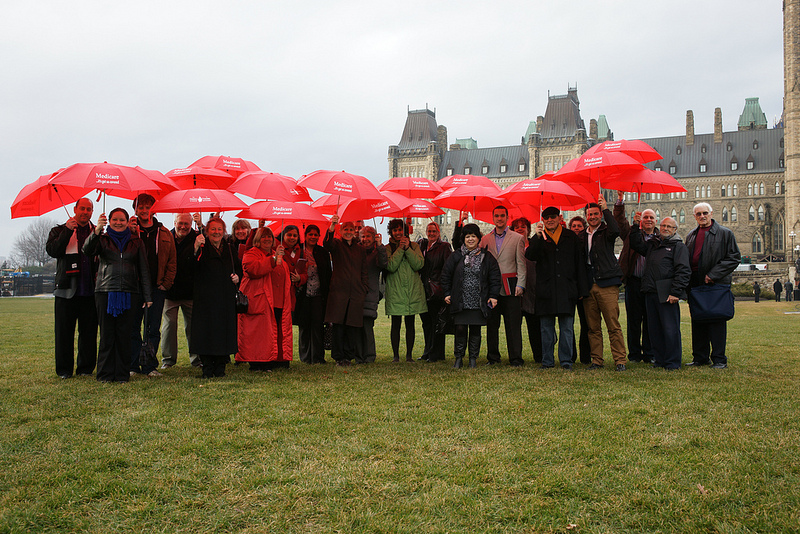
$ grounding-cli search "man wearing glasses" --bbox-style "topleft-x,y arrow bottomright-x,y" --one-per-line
684,203 -> 741,369
628,216 -> 691,370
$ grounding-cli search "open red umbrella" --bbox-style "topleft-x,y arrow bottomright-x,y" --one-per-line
432,183 -> 504,214
190,155 -> 262,177
299,170 -> 383,201
152,188 -> 248,213
228,171 -> 312,202
166,166 -> 237,189
49,162 -> 162,212
384,198 -> 444,218
378,176 -> 443,198
553,151 -> 644,185
238,201 -> 329,230
111,166 -> 178,200
437,174 -> 497,190
582,139 -> 662,164
500,178 -> 593,212
11,170 -> 88,218
603,168 -> 687,201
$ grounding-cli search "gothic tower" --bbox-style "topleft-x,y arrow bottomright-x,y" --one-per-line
785,0 -> 800,231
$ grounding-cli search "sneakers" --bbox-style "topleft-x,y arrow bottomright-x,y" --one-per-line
160,363 -> 173,370
711,363 -> 728,369
147,370 -> 163,378
588,363 -> 603,370
616,364 -> 627,371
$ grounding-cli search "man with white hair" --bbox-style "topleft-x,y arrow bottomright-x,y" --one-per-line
614,191 -> 657,364
160,213 -> 201,368
684,202 -> 740,369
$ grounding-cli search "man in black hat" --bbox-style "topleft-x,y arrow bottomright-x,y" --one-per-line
525,206 -> 588,369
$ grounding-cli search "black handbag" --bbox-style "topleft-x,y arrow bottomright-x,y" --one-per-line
688,283 -> 735,322
235,290 -> 249,314
138,307 -> 158,368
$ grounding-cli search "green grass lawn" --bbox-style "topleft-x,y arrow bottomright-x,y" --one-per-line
0,297 -> 798,533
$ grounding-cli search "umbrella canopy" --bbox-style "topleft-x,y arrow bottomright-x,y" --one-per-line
437,174 -> 497,190
324,192 -> 414,223
582,139 -> 662,164
603,168 -> 687,196
299,170 -> 383,201
11,170 -> 88,218
152,188 -> 248,213
384,198 -> 444,218
189,155 -> 262,177
378,176 -> 444,198
500,178 -> 593,211
553,152 -> 644,185
431,183 -> 504,214
50,162 -> 161,197
111,166 -> 178,200
238,201 -> 329,228
166,166 -> 237,189
228,171 -> 312,202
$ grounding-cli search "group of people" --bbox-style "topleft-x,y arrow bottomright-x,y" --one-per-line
48,190 -> 743,381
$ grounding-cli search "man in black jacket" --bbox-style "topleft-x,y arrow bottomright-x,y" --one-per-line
45,198 -> 98,379
684,203 -> 741,368
774,279 -> 783,302
629,215 -> 690,370
582,196 -> 628,371
418,222 -> 452,362
160,213 -> 200,369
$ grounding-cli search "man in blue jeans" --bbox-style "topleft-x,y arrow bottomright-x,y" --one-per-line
129,193 -> 176,377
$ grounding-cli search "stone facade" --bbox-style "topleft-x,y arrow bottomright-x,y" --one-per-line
785,0 -> 800,235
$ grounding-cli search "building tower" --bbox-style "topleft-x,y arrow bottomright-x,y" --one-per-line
785,0 -> 800,232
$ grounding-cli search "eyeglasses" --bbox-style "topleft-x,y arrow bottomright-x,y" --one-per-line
694,211 -> 710,216
660,224 -> 677,229
542,214 -> 559,220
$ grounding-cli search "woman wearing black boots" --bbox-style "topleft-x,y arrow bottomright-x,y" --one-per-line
440,224 -> 501,368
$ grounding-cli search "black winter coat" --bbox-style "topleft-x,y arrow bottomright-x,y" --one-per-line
323,231 -> 368,327
526,229 -> 588,316
83,233 -> 152,302
362,243 -> 388,319
190,240 -> 241,356
418,238 -> 453,301
629,225 -> 691,300
684,220 -> 741,286
441,246 -> 501,317
294,243 -> 332,323
583,209 -> 623,286
165,228 -> 198,301
47,223 -> 98,296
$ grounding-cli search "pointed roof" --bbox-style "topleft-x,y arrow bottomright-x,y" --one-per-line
597,115 -> 611,140
524,120 -> 538,140
738,97 -> 768,130
398,108 -> 439,150
540,87 -> 585,138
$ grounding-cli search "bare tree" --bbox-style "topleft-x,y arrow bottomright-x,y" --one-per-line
11,218 -> 57,268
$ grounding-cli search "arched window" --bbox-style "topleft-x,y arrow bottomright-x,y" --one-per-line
748,183 -> 753,195
776,182 -> 781,195
752,233 -> 763,254
782,181 -> 786,194
679,209 -> 686,224
671,208 -> 677,218
655,209 -> 661,220
774,215 -> 785,250
706,186 -> 712,198
749,206 -> 755,221
733,184 -> 738,196
758,205 -> 765,221
695,186 -> 700,198
722,207 -> 729,222
759,182 -> 765,195
721,185 -> 727,197
731,206 -> 738,222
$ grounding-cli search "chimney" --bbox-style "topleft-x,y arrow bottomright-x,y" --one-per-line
686,110 -> 695,146
714,107 -> 723,143
589,118 -> 598,139
536,115 -> 544,134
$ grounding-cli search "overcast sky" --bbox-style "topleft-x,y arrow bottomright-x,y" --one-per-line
0,0 -> 784,259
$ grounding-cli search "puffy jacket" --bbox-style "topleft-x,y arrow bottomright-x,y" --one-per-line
441,246 -> 501,317
83,232 -> 152,301
629,224 -> 691,300
583,209 -> 623,287
684,220 -> 741,286
384,238 -> 428,316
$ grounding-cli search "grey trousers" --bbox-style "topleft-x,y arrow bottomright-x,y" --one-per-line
161,299 -> 200,366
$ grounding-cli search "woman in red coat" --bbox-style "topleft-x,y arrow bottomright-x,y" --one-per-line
236,227 -> 293,371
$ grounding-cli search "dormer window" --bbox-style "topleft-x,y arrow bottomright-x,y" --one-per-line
731,158 -> 738,171
727,142 -> 733,152
446,167 -> 454,176
753,140 -> 759,150
482,165 -> 489,175
654,164 -> 662,172
747,160 -> 754,170
676,146 -> 682,155
500,164 -> 507,173
701,144 -> 707,153
779,154 -> 785,168
518,159 -> 526,172
463,166 -> 471,175
669,164 -> 677,175
699,158 -> 707,173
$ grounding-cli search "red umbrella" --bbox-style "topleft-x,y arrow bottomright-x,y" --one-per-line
238,201 -> 329,229
166,166 -> 237,189
603,168 -> 687,200
432,183 -> 504,214
190,155 -> 262,177
582,139 -> 662,164
500,178 -> 593,211
384,198 -> 444,218
111,166 -> 178,200
299,170 -> 383,201
152,188 -> 248,213
437,174 -> 497,190
11,170 -> 89,219
337,192 -> 414,223
49,162 -> 162,212
553,152 -> 644,185
378,176 -> 443,198
228,171 -> 312,202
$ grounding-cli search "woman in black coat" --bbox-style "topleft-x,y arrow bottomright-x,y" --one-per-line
294,225 -> 332,364
83,208 -> 153,383
418,222 -> 452,362
191,217 -> 242,378
441,224 -> 501,368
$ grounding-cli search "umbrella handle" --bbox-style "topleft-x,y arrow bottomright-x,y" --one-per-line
51,185 -> 72,218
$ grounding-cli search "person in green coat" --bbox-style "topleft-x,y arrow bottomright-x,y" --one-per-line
385,218 -> 428,362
